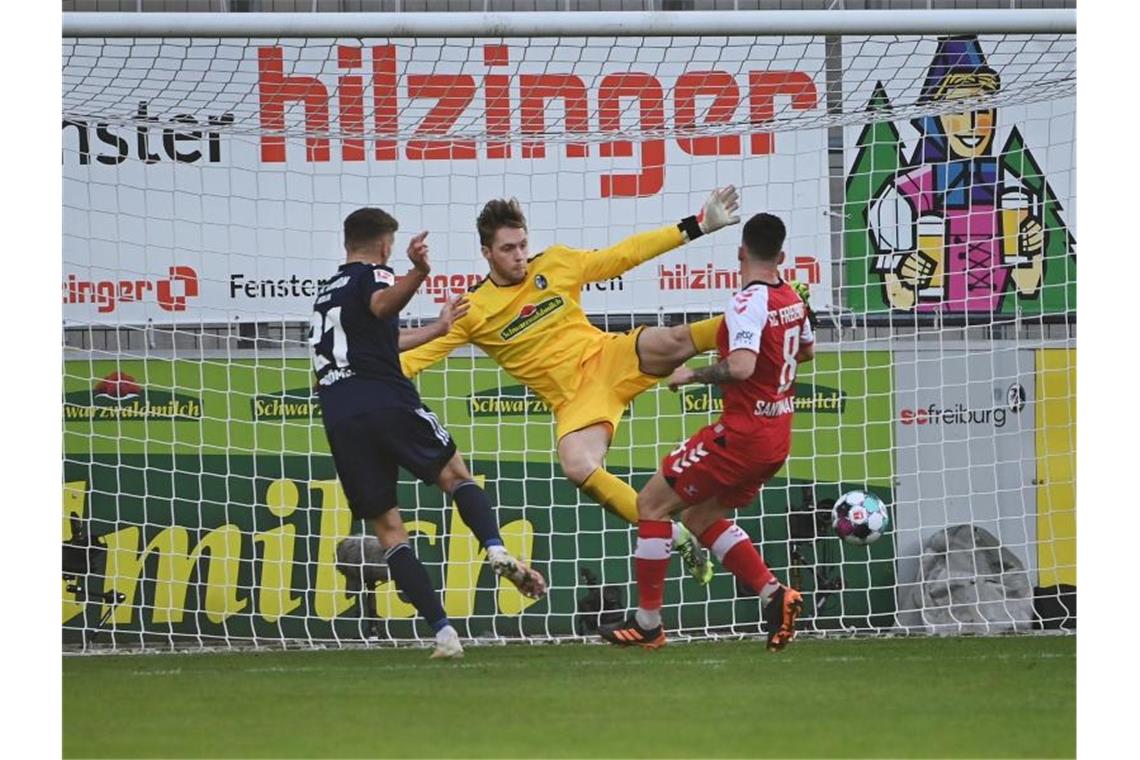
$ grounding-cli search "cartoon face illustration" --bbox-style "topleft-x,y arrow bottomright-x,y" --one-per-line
938,85 -> 996,158
845,34 -> 1074,316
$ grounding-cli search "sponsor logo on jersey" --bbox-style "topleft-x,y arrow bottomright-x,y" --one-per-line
252,388 -> 322,420
681,383 -> 846,415
534,274 -> 548,290
318,367 -> 355,386
374,268 -> 396,286
733,330 -> 755,345
63,372 -> 203,421
63,266 -> 200,314
500,296 -> 565,340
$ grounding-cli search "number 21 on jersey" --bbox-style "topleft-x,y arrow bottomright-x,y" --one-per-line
310,306 -> 347,372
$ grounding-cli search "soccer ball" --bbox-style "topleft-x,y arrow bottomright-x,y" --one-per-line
831,490 -> 890,546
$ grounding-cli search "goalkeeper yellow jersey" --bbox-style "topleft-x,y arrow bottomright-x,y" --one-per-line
400,223 -> 688,410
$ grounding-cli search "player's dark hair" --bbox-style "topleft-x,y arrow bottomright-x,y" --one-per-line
741,213 -> 786,262
344,208 -> 398,250
477,198 -> 527,247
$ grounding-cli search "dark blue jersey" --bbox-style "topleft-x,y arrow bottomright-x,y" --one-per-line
310,261 -> 421,426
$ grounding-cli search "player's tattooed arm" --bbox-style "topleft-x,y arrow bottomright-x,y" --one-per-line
667,350 -> 756,390
690,360 -> 736,385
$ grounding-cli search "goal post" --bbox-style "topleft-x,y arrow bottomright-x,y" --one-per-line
62,9 -> 1077,37
61,9 -> 1076,650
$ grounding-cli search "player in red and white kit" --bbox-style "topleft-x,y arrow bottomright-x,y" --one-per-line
600,213 -> 814,652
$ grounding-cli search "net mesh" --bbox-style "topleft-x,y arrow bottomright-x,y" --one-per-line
61,28 -> 1076,650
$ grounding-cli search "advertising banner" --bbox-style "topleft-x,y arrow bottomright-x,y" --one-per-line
62,350 -> 894,644
63,37 -> 832,325
892,346 -> 1038,626
842,34 -> 1076,316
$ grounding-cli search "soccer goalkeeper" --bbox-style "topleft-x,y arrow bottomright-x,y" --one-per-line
400,188 -> 741,584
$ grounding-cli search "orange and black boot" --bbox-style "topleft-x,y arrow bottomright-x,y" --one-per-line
764,585 -> 803,652
599,615 -> 667,649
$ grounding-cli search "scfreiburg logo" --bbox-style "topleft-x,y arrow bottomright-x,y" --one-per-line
1006,383 -> 1027,413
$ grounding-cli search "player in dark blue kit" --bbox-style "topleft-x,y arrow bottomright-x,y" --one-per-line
312,207 -> 546,659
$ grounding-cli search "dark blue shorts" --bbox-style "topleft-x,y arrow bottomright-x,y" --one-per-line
324,405 -> 458,519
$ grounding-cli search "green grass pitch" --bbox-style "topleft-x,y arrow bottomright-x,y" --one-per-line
63,635 -> 1074,758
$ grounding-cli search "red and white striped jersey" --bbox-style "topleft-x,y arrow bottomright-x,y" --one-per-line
715,279 -> 814,458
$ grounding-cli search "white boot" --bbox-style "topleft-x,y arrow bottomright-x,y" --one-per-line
487,547 -> 547,599
430,625 -> 464,659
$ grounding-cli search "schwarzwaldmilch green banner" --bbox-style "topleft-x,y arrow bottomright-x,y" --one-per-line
63,353 -> 896,645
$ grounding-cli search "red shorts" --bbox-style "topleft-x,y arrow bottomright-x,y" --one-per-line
661,422 -> 786,508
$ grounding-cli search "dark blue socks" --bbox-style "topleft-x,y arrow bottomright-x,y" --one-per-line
451,480 -> 504,550
383,543 -> 449,632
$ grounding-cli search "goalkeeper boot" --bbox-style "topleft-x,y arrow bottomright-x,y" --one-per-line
430,625 -> 464,660
488,549 -> 548,600
599,615 -> 667,650
674,524 -> 714,585
763,585 -> 803,653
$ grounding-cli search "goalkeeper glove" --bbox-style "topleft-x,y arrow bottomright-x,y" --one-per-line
678,186 -> 741,241
789,280 -> 817,330
790,280 -> 811,304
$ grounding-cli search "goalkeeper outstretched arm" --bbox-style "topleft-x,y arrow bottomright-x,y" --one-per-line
576,186 -> 740,283
397,296 -> 469,354
400,306 -> 472,378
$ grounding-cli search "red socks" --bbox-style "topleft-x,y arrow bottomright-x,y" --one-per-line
634,520 -> 673,614
634,518 -> 780,620
699,519 -> 778,601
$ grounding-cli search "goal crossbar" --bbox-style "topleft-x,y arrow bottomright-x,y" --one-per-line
62,9 -> 1076,39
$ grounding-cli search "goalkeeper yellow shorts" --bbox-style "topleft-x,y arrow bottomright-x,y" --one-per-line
554,327 -> 661,441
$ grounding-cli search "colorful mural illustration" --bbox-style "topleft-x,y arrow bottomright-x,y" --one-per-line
845,35 -> 1075,315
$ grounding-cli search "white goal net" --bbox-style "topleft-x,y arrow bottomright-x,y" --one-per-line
61,11 -> 1076,650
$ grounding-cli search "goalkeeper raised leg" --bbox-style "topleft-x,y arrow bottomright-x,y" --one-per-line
400,188 -> 741,584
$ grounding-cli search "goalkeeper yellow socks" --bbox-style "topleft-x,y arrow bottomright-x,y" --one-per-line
580,468 -> 639,525
689,315 -> 724,353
